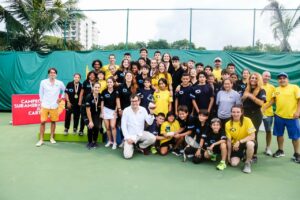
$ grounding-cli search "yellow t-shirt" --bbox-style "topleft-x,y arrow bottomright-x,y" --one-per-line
213,68 -> 222,81
153,90 -> 173,116
160,120 -> 180,144
151,73 -> 172,89
98,80 -> 107,94
273,84 -> 300,119
102,64 -> 119,79
225,117 -> 256,145
262,83 -> 275,117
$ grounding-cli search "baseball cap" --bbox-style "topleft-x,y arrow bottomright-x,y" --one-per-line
277,72 -> 288,79
214,57 -> 222,62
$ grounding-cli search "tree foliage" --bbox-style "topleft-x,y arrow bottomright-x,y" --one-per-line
262,0 -> 300,52
0,0 -> 85,51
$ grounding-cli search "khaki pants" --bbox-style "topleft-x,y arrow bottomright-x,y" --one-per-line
123,131 -> 156,159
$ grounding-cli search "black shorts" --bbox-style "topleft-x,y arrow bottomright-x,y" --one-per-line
160,138 -> 175,148
204,144 -> 221,154
231,142 -> 255,159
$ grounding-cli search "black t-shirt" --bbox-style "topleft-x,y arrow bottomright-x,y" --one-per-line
136,74 -> 149,89
190,84 -> 214,110
193,120 -> 210,143
118,83 -> 132,109
146,119 -> 160,135
178,116 -> 195,133
167,63 -> 175,75
236,80 -> 247,95
137,87 -> 154,111
172,67 -> 184,91
175,85 -> 193,113
85,93 -> 101,116
115,70 -> 125,84
65,81 -> 82,104
82,80 -> 93,98
202,129 -> 227,147
100,89 -> 119,110
243,88 -> 266,111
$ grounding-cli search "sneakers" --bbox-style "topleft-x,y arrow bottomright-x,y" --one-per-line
216,160 -> 227,171
50,138 -> 56,144
242,162 -> 252,174
64,129 -> 68,136
105,141 -> 112,147
86,143 -> 92,150
292,153 -> 300,163
73,128 -> 77,134
36,140 -> 44,147
112,143 -> 117,150
151,146 -> 157,154
273,149 -> 285,158
264,148 -> 272,156
78,131 -> 84,136
172,149 -> 182,156
91,143 -> 98,149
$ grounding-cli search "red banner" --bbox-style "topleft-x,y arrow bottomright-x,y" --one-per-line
12,94 -> 65,126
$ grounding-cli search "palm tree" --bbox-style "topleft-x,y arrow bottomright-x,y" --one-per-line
262,0 -> 300,52
0,0 -> 85,51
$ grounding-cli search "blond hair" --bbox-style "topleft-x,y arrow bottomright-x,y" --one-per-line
245,72 -> 263,97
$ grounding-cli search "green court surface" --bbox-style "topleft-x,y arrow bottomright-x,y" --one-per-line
0,112 -> 299,200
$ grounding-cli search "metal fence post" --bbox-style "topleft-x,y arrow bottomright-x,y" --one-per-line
252,8 -> 256,47
189,8 -> 193,49
64,20 -> 67,49
126,8 -> 129,50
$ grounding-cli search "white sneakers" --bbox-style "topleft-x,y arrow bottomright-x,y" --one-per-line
36,140 -> 44,147
36,138 -> 56,147
105,141 -> 112,147
265,148 -> 272,156
105,141 -> 118,150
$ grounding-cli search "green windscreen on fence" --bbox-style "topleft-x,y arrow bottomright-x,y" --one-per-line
1,50 -> 300,110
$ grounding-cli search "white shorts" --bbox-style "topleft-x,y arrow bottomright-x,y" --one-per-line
103,107 -> 116,120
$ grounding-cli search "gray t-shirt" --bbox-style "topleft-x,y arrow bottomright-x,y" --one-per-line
216,90 -> 241,119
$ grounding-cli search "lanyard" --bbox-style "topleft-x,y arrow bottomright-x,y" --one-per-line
94,95 -> 98,112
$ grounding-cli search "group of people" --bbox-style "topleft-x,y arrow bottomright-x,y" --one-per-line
36,48 -> 300,174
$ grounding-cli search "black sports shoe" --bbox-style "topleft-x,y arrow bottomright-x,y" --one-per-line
78,131 -> 84,136
86,143 -> 92,150
172,149 -> 182,156
273,149 -> 285,158
292,153 -> 300,163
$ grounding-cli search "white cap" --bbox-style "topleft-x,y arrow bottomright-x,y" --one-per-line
214,57 -> 222,62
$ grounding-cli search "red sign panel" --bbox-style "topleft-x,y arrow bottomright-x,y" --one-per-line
12,94 -> 65,126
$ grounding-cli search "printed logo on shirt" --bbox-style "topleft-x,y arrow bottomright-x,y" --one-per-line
105,94 -> 110,98
179,91 -> 184,95
138,80 -> 143,83
196,128 -> 200,134
195,89 -> 201,94
275,92 -> 280,96
69,89 -> 74,92
120,73 -> 125,77
230,127 -> 236,132
123,88 -> 128,93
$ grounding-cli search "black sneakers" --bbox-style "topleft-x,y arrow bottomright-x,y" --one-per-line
292,153 -> 300,163
273,149 -> 285,158
172,149 -> 182,156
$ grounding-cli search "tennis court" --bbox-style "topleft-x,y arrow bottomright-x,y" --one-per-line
0,112 -> 299,200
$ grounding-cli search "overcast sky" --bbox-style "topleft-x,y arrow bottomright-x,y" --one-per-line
0,0 -> 299,50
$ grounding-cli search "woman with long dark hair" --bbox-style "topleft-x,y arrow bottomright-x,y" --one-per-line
78,71 -> 98,136
101,77 -> 121,150
226,105 -> 256,173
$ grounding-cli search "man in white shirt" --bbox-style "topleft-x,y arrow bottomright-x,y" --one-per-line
121,94 -> 156,159
36,68 -> 65,147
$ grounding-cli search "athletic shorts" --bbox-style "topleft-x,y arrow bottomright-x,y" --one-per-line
160,138 -> 175,148
262,116 -> 273,133
273,115 -> 300,140
40,107 -> 59,122
231,142 -> 255,159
